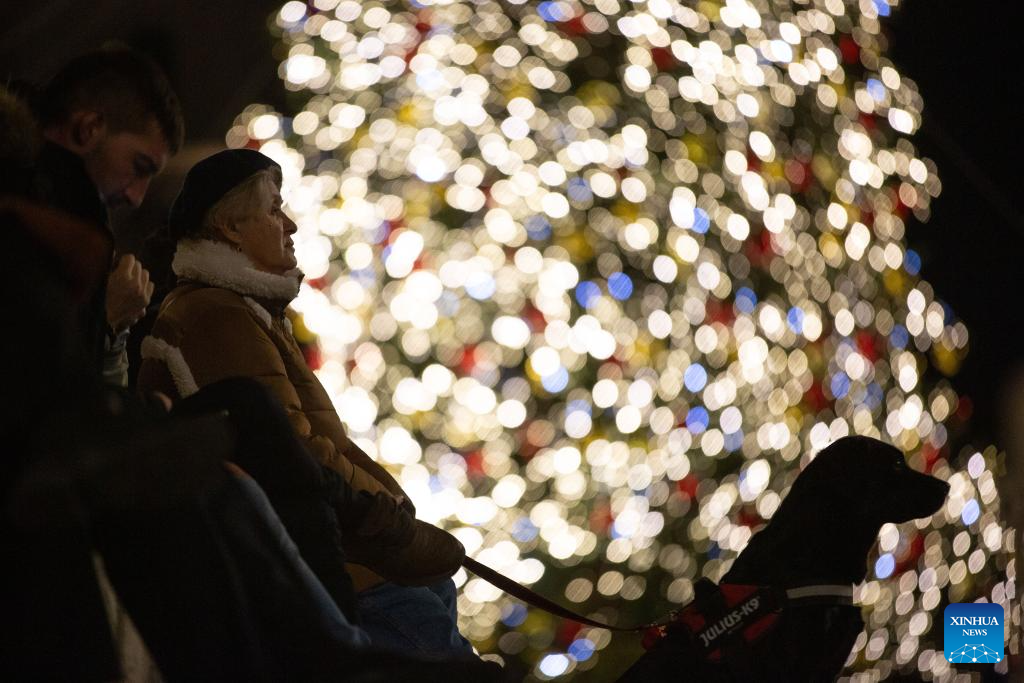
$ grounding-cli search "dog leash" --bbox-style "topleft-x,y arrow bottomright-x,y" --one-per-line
463,556 -> 668,631
462,557 -> 853,632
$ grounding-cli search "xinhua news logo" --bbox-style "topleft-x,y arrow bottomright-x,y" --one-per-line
944,603 -> 1003,664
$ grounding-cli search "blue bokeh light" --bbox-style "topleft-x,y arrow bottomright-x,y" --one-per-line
692,207 -> 710,234
865,382 -> 883,409
875,553 -> 895,579
866,78 -> 886,102
350,267 -> 377,287
541,366 -> 570,393
686,406 -> 710,434
724,430 -> 744,452
437,291 -> 460,316
891,325 -> 909,349
962,499 -> 980,526
512,517 -> 539,542
904,249 -> 921,275
608,272 -> 633,300
575,281 -> 601,308
684,364 -> 708,392
526,215 -> 551,240
735,287 -> 758,313
538,1 -> 572,21
501,603 -> 528,627
569,639 -> 596,662
567,177 -> 592,201
831,372 -> 850,399
465,272 -> 496,300
787,306 -> 805,334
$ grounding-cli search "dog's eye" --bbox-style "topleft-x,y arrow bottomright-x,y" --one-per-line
893,459 -> 906,469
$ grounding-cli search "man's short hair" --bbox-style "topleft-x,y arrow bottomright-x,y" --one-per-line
39,46 -> 185,154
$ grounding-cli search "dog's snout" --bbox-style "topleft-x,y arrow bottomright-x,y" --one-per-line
926,477 -> 950,510
896,469 -> 949,521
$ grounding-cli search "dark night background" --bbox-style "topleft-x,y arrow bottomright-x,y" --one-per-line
2,1 -> 1023,447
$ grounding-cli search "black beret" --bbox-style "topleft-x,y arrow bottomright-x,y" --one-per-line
168,148 -> 280,241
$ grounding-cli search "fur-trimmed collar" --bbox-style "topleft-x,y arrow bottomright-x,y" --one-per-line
172,239 -> 301,302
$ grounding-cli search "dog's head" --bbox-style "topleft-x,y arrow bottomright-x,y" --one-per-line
792,435 -> 949,524
719,436 -> 948,623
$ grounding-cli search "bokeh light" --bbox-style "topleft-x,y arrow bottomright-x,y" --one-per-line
233,0 -> 1015,678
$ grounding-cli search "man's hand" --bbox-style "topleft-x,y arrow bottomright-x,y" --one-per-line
106,254 -> 154,333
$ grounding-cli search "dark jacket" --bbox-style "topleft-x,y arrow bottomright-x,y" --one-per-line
33,142 -> 124,383
34,142 -> 109,228
0,85 -> 121,382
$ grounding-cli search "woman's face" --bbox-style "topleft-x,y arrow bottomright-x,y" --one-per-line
234,180 -> 297,276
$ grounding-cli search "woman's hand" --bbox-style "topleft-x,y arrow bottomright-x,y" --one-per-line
395,494 -> 416,517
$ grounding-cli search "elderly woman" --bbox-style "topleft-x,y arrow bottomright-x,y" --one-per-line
137,149 -> 472,659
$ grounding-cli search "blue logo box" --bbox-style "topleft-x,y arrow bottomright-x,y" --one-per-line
944,602 -> 1004,663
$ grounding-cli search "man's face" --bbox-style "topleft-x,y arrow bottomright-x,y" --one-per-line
80,117 -> 170,210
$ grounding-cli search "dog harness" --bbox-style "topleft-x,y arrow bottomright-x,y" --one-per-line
640,578 -> 853,654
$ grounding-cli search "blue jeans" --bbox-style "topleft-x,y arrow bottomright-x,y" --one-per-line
232,471 -> 371,649
357,579 -> 475,659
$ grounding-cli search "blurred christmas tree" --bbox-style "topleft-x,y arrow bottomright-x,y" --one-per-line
231,0 -> 1016,678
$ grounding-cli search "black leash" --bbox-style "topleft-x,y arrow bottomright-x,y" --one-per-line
462,556 -> 668,631
462,557 -> 853,632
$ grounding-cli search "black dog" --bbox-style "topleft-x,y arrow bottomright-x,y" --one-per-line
618,436 -> 949,682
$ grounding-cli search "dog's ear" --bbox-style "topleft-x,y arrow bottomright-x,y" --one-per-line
786,437 -> 868,496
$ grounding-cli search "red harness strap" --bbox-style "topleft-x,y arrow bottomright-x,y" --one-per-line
653,581 -> 782,659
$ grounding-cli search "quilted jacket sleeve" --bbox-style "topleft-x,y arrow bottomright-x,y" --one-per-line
171,294 -> 392,497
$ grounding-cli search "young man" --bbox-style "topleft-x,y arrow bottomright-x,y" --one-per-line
34,46 -> 185,385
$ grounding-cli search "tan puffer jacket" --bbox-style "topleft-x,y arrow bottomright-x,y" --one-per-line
138,239 -> 403,590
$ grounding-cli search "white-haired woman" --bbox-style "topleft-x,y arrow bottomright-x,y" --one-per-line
138,149 -> 472,659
